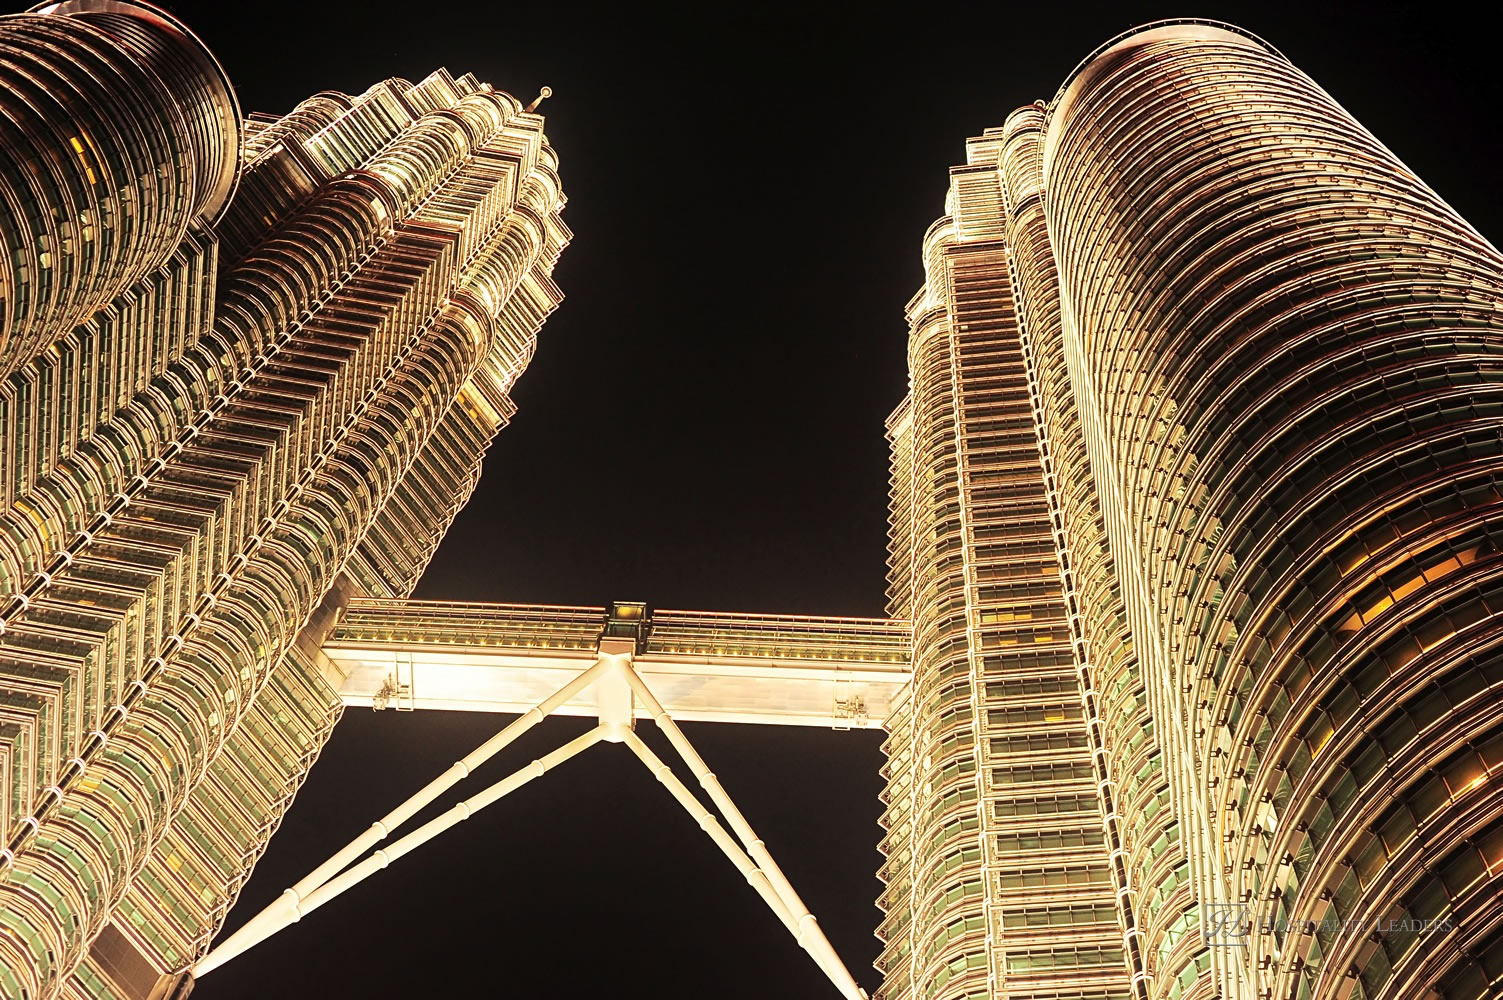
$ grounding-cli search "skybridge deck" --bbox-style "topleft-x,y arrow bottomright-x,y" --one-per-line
323,600 -> 911,729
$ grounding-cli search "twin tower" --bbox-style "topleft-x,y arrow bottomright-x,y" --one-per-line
0,7 -> 1499,1000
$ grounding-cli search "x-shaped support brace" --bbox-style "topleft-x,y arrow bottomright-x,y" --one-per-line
195,648 -> 870,999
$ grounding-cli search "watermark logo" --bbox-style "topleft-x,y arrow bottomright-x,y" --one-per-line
1203,904 -> 1453,947
1205,903 -> 1250,946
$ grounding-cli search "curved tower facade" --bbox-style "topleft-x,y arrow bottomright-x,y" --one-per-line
0,1 -> 240,380
0,5 -> 569,997
882,20 -> 1503,1000
8,8 -> 1503,1000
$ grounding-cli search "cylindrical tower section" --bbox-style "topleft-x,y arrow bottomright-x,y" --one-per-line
36,1 -> 241,221
0,0 -> 240,376
1046,21 -> 1503,1000
1001,104 -> 1172,1000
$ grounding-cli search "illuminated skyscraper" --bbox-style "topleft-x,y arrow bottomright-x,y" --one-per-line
880,19 -> 1503,1000
0,3 -> 567,996
8,9 -> 1503,1000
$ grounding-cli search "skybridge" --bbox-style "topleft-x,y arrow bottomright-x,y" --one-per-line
198,600 -> 913,998
322,599 -> 912,729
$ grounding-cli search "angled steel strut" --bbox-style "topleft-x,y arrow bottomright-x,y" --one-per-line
195,645 -> 870,1000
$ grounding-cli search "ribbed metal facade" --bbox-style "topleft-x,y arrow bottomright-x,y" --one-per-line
0,1 -> 240,380
881,20 -> 1503,1000
0,4 -> 568,997
880,135 -> 1132,1000
9,9 -> 1503,1000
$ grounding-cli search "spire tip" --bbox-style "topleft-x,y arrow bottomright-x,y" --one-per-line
525,86 -> 552,113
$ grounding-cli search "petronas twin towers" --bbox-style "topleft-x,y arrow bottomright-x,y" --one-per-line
1,7 -> 1500,1000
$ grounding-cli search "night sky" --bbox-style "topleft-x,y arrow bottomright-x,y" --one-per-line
170,3 -> 1503,997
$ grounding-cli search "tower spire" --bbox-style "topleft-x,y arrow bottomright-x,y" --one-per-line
525,85 -> 553,112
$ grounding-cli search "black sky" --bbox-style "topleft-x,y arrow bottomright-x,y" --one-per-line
172,3 -> 1503,997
